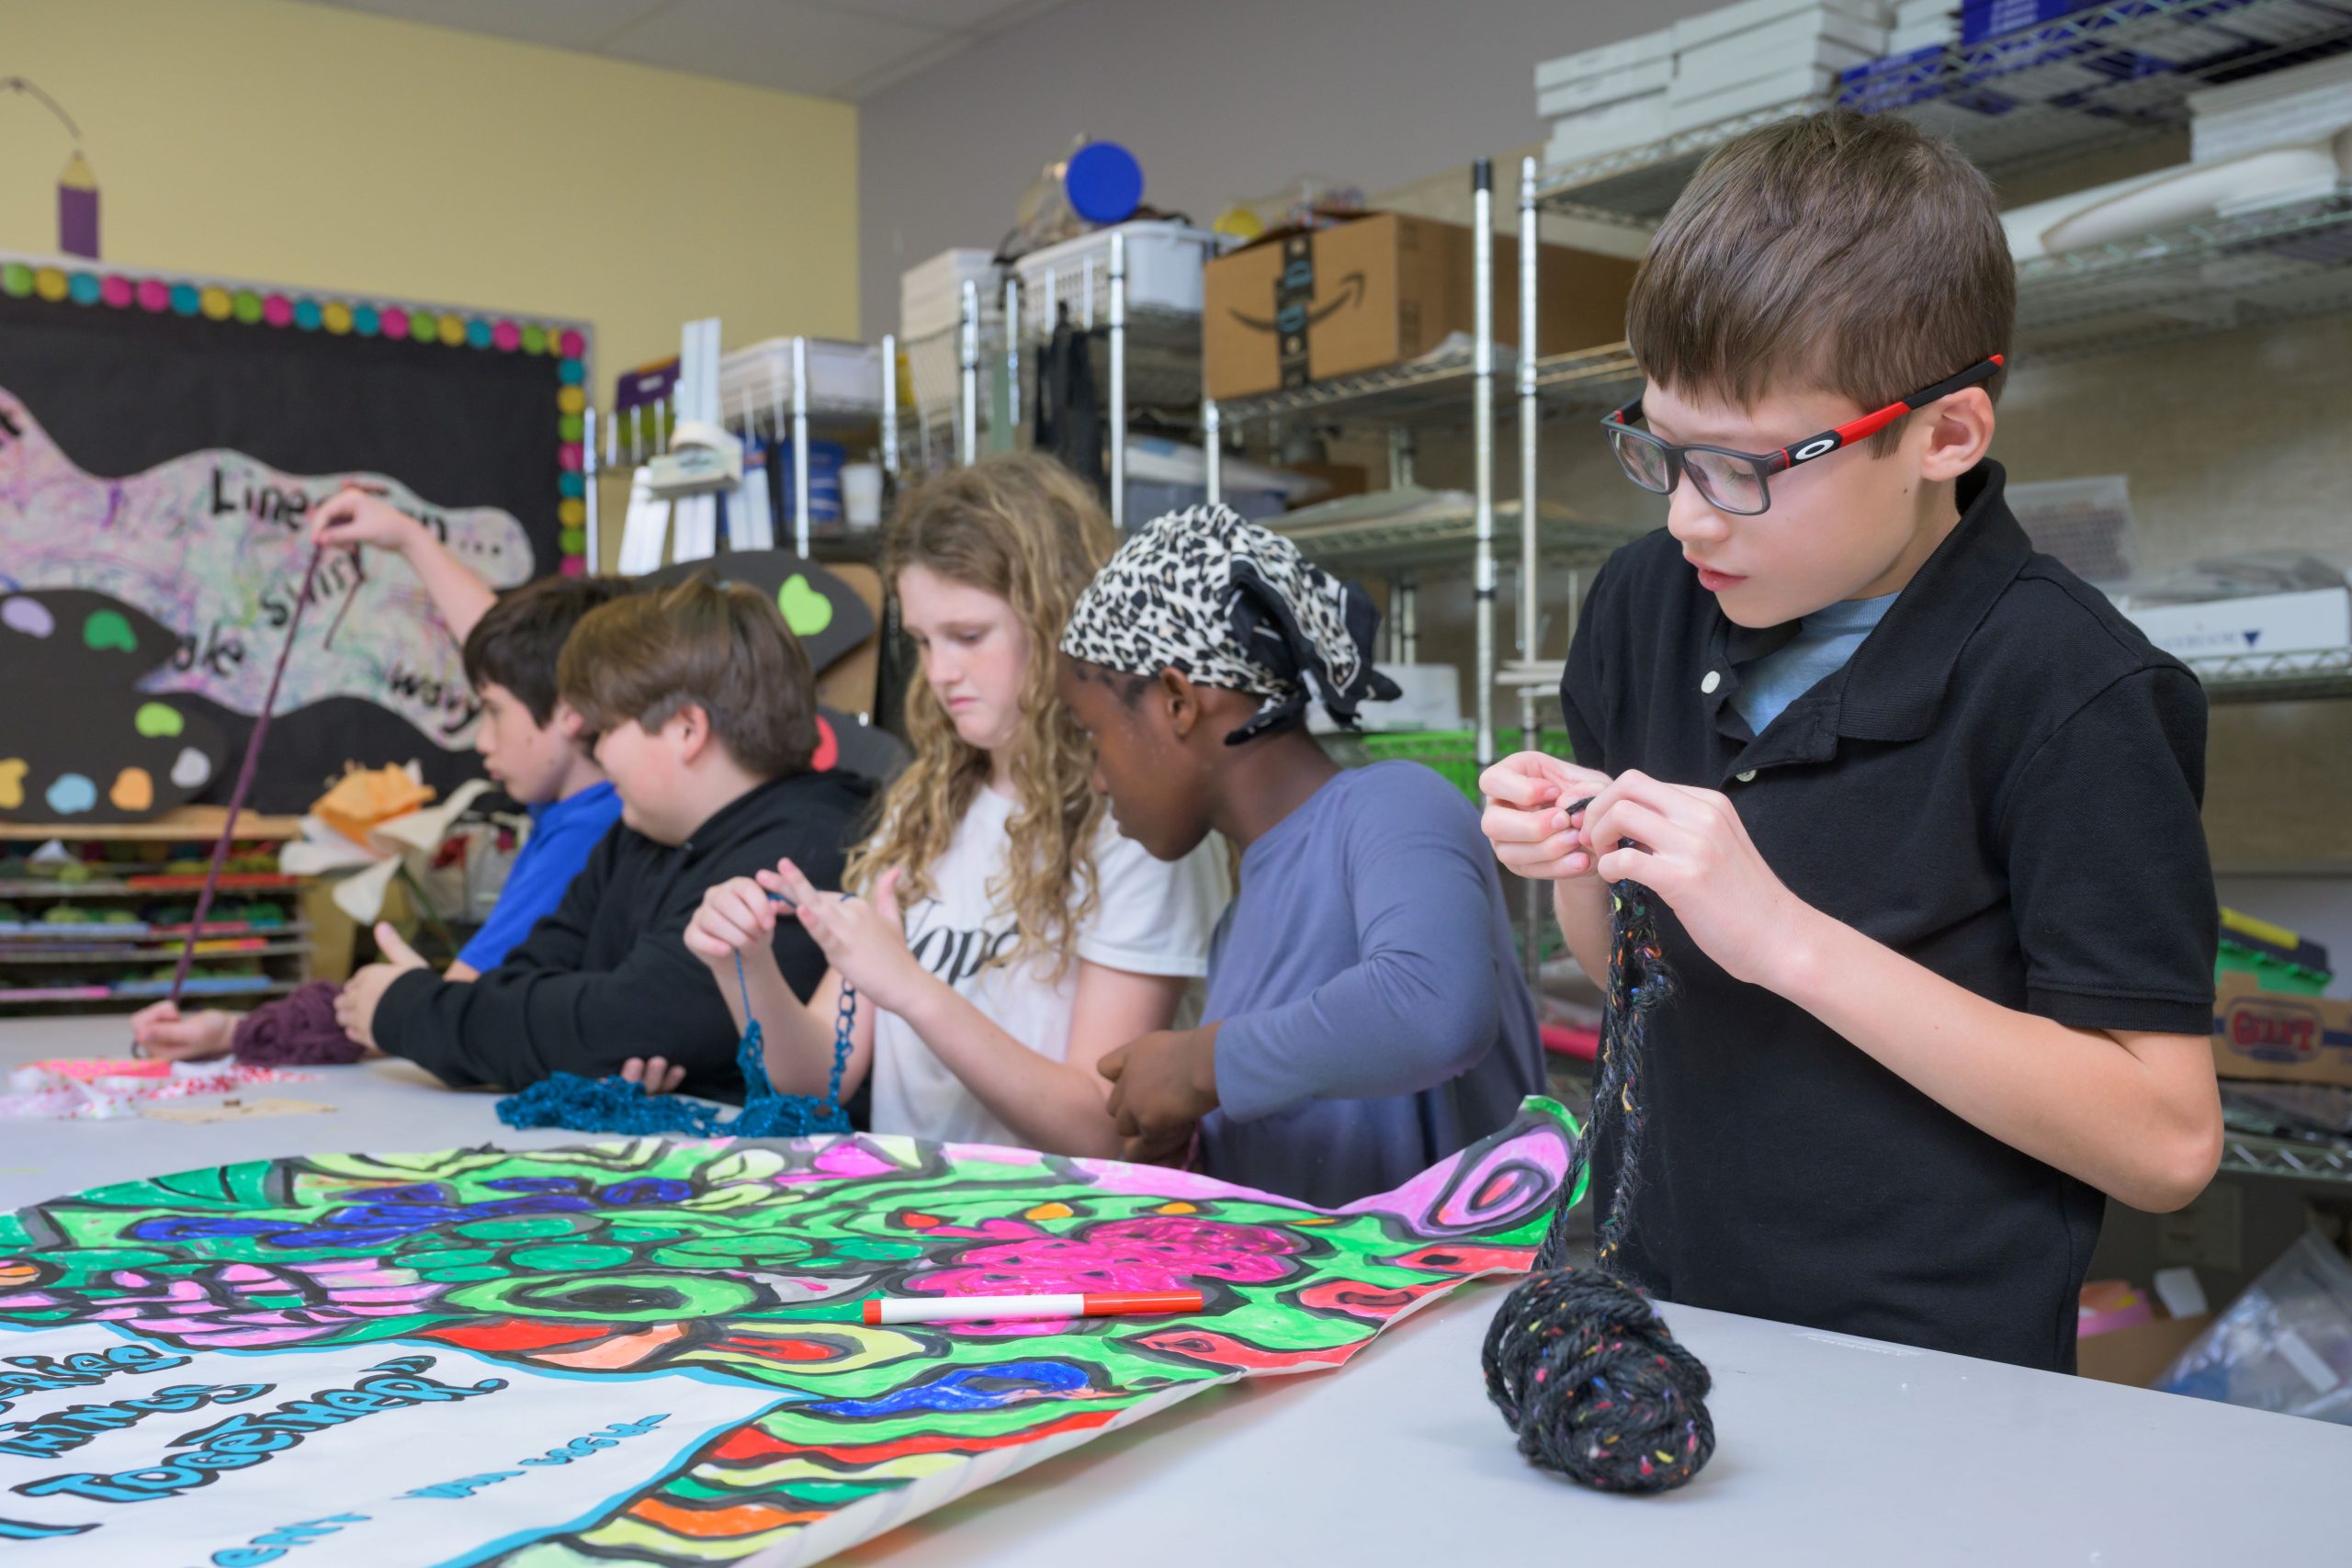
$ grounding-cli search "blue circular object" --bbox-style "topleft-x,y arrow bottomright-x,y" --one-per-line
558,357 -> 584,386
170,283 -> 200,316
1065,141 -> 1144,225
466,318 -> 493,348
353,303 -> 381,336
67,272 -> 101,305
559,472 -> 585,499
293,298 -> 323,331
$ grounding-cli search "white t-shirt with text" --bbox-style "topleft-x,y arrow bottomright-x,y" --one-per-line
867,785 -> 1227,1146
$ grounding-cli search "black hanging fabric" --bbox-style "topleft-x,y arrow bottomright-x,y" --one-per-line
1034,307 -> 1104,493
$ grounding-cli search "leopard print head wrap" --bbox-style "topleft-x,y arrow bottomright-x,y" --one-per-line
1059,503 -> 1401,744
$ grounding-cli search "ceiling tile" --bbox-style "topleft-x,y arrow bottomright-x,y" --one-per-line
302,0 -> 671,51
813,0 -> 1065,34
600,0 -> 951,97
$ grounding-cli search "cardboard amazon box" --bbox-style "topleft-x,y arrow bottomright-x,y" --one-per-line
2076,1310 -> 2212,1387
1202,212 -> 1638,402
2213,970 -> 2352,1089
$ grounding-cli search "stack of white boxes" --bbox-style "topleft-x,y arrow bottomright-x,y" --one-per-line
1535,29 -> 1675,168
1537,3 -> 1893,165
1666,0 -> 1891,132
1888,0 -> 1957,53
899,248 -> 999,345
2189,51 -> 2352,162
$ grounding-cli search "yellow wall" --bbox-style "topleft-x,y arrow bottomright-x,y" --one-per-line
2,0 -> 859,569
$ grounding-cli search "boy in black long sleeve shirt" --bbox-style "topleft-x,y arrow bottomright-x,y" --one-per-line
338,579 -> 869,1098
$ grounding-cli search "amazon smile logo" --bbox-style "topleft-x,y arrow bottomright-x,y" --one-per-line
1225,272 -> 1367,334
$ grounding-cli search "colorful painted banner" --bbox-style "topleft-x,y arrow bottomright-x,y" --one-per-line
0,386 -> 531,746
0,1100 -> 1575,1565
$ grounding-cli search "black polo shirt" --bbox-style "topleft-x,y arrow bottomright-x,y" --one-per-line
1560,460 -> 2217,1372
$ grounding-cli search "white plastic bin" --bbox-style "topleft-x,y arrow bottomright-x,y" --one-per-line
718,338 -> 885,420
1014,220 -> 1235,338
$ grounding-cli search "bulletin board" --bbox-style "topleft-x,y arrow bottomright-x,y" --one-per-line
0,254 -> 592,815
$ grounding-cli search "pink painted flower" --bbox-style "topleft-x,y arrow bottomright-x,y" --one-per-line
910,1215 -> 1303,1299
74,1257 -> 445,1349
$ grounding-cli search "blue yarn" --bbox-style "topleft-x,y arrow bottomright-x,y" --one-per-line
497,896 -> 857,1137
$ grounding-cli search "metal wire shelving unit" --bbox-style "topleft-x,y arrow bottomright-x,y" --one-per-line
2222,1132 -> 2352,1184
906,230 -> 1229,530
592,334 -> 905,563
1534,0 -> 2352,225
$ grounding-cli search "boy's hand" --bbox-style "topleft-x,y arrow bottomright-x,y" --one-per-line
311,487 -> 424,556
621,1056 -> 687,1095
129,1000 -> 236,1062
684,876 -> 779,968
1100,1024 -> 1218,1166
1580,770 -> 1810,988
333,921 -> 430,1049
1479,751 -> 1615,881
763,861 -> 928,1016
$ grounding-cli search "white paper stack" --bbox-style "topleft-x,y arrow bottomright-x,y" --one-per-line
1888,0 -> 1955,52
1536,29 -> 1675,167
899,248 -> 999,345
2190,51 -> 2352,163
1666,0 -> 1891,131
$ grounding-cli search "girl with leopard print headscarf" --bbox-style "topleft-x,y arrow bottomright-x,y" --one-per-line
1056,504 -> 1544,1207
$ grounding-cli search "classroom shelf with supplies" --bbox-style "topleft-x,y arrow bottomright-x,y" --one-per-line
0,808 -> 319,1015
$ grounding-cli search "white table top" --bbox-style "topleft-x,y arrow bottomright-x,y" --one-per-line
6,1016 -> 2349,1565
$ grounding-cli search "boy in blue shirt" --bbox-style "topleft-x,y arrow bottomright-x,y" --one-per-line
1480,110 -> 2222,1371
131,493 -> 628,1055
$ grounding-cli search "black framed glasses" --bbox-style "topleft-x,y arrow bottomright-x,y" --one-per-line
1600,355 -> 2005,516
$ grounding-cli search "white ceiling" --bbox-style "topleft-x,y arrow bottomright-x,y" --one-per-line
293,0 -> 1069,101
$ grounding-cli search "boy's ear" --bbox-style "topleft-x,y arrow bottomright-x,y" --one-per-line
669,703 -> 713,762
552,700 -> 584,739
1917,386 -> 1995,483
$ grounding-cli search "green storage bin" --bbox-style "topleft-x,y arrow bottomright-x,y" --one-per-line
2217,939 -> 2332,997
1343,728 -> 1577,805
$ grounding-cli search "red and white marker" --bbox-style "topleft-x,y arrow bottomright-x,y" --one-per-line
861,1291 -> 1204,1326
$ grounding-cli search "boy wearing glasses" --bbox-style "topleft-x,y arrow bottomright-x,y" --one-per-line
1481,109 -> 2221,1371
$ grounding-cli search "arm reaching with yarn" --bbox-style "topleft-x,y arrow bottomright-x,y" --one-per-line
684,873 -> 874,1100
311,487 -> 498,646
130,1000 -> 236,1062
763,859 -> 1156,1158
1577,764 -> 2222,1214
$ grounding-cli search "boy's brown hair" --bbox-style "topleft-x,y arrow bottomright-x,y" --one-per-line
558,578 -> 818,778
1626,109 -> 2015,449
462,576 -> 639,728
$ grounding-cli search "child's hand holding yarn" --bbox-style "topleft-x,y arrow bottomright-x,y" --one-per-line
1577,770 -> 1811,990
130,999 -> 236,1062
1479,751 -> 1616,881
684,876 -> 784,971
1100,1023 -> 1220,1166
763,860 -> 928,1017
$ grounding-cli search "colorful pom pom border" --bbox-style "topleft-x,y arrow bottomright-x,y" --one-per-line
1,252 -> 593,577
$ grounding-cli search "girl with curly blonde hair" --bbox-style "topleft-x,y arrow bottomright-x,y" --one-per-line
682,454 -> 1227,1155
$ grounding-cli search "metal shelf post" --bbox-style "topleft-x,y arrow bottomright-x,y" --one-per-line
1003,274 -> 1023,454
880,332 -> 899,481
957,280 -> 980,465
790,335 -> 811,557
1110,229 -> 1128,528
1472,158 -> 1497,771
1517,155 -> 1544,979
582,405 -> 599,572
1203,396 -> 1222,505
